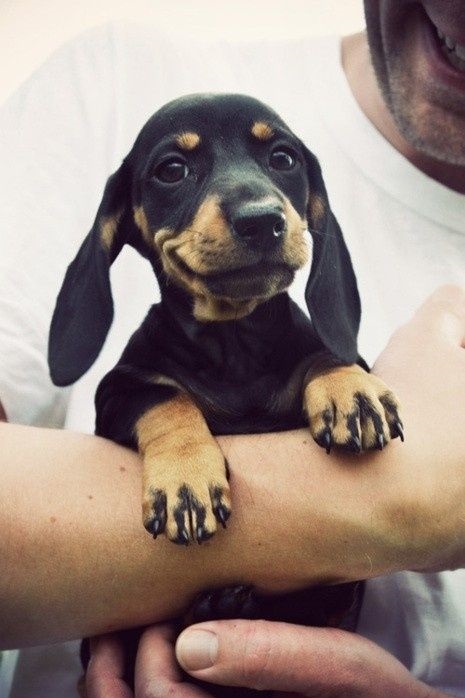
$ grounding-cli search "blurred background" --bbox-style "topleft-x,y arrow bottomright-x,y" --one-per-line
0,0 -> 365,104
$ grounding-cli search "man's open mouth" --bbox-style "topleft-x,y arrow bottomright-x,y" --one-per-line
424,7 -> 465,73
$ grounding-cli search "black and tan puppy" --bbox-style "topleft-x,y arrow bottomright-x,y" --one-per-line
48,94 -> 402,691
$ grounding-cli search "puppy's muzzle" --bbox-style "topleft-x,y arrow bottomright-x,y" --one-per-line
231,204 -> 287,250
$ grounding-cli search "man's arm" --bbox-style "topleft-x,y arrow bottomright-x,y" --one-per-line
2,286 -> 465,650
0,420 -> 399,649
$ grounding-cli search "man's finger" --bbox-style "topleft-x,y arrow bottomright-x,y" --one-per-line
176,620 -> 363,694
86,634 -> 133,698
135,624 -> 212,698
175,620 -> 424,696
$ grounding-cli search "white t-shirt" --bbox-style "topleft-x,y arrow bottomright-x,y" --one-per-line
1,23 -> 465,697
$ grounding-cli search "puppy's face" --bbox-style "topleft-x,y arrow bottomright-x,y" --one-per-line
129,94 -> 319,320
49,93 -> 361,387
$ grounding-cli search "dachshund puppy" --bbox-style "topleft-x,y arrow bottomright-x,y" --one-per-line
49,94 -> 402,694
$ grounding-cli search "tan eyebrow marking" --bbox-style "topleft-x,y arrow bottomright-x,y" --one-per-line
175,132 -> 201,151
251,121 -> 275,141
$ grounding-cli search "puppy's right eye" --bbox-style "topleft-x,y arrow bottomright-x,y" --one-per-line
154,158 -> 189,183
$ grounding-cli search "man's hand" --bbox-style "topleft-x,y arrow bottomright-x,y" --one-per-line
371,284 -> 465,573
85,620 -> 453,698
86,625 -> 212,698
175,620 -> 451,698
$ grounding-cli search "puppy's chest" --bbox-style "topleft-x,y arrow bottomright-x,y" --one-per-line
180,360 -> 310,435
163,318 -> 317,435
142,297 -> 320,435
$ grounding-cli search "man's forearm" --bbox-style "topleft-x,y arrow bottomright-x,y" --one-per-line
0,419 -> 414,650
0,408 -> 432,646
6,282 -> 465,651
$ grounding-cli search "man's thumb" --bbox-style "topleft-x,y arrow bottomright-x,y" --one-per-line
175,619 -> 357,693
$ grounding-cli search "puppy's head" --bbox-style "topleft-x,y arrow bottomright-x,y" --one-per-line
49,94 -> 360,386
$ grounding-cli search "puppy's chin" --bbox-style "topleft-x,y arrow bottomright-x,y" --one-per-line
189,264 -> 296,322
204,263 -> 295,300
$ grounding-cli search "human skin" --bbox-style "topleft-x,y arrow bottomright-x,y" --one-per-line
342,1 -> 465,191
84,286 -> 465,698
86,622 -> 448,698
2,285 -> 465,656
174,621 -> 448,698
87,1 -> 465,691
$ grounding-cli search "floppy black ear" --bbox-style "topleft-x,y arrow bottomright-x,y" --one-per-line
48,160 -> 137,386
302,147 -> 361,364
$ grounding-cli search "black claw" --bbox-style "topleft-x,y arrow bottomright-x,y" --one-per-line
323,429 -> 332,454
196,526 -> 214,544
376,433 -> 385,451
175,528 -> 190,546
146,489 -> 167,540
215,505 -> 230,529
394,420 -> 405,442
346,436 -> 362,454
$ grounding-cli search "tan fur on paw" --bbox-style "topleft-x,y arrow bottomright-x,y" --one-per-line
141,438 -> 231,544
304,365 -> 403,454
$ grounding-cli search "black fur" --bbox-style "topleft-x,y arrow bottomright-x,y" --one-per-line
49,94 -> 371,696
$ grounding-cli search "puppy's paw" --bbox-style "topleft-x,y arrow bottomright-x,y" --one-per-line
304,365 -> 403,454
185,585 -> 258,625
142,446 -> 231,545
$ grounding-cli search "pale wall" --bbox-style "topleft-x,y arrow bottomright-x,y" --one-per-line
0,0 -> 365,104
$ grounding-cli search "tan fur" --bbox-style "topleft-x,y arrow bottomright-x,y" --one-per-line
133,205 -> 153,246
153,194 -> 308,321
136,394 -> 230,542
303,365 -> 400,450
176,131 -> 201,151
99,211 -> 122,251
308,193 -> 326,227
251,121 -> 275,141
193,296 -> 259,322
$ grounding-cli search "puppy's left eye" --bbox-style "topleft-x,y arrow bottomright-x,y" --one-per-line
154,158 -> 189,183
269,148 -> 297,171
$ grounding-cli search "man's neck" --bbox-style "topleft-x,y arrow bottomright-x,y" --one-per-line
341,31 -> 465,194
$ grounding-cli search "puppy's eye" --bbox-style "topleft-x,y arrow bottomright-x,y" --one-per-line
154,158 -> 189,183
269,148 -> 296,171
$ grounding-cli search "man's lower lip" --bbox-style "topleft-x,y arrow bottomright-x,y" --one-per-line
421,10 -> 465,92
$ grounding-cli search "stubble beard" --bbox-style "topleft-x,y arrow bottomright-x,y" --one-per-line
365,5 -> 465,166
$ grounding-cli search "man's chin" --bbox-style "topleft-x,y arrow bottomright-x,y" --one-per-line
393,91 -> 465,166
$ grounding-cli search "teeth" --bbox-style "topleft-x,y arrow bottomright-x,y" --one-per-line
436,26 -> 465,69
456,44 -> 465,60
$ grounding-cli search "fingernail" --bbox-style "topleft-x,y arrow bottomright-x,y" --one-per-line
176,629 -> 218,671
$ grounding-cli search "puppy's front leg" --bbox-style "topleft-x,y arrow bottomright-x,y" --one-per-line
303,360 -> 403,454
136,393 -> 231,545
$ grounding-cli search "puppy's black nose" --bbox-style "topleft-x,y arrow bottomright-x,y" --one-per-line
232,206 -> 286,248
